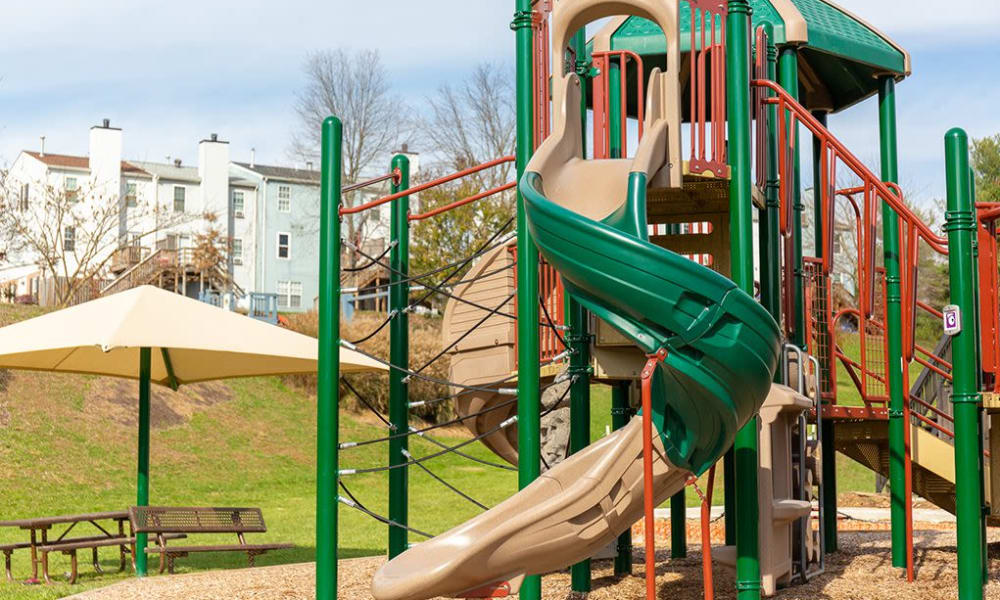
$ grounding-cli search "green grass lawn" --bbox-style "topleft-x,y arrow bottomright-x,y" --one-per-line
0,305 -> 884,600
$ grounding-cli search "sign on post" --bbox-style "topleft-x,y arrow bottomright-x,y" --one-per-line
943,304 -> 962,336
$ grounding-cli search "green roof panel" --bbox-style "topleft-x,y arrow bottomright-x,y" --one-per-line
789,0 -> 905,73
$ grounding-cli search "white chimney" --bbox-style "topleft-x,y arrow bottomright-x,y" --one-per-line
198,133 -> 230,220
250,147 -> 256,169
89,118 -> 122,203
39,136 -> 46,157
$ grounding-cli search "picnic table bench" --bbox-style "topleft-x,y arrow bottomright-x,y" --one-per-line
0,511 -> 134,584
128,506 -> 294,574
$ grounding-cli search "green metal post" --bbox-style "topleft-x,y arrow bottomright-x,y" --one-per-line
811,110 -> 827,262
567,297 -> 592,591
778,47 -> 805,351
609,59 -> 623,159
812,108 -> 839,553
945,127 -> 984,600
388,154 -> 411,559
758,23 -> 780,323
723,451 -> 736,545
317,116 -> 342,600
574,30 -> 589,145
513,3 -> 541,599
135,347 -> 151,577
670,489 -> 687,558
877,76 -> 908,569
727,2 -> 760,599
611,381 -> 633,575
568,27 -> 593,594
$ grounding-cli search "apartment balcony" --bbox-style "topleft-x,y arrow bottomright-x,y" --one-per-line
110,245 -> 150,274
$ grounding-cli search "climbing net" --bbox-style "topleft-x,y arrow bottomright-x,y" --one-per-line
326,155 -> 581,549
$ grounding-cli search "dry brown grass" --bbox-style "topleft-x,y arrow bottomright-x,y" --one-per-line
283,310 -> 453,423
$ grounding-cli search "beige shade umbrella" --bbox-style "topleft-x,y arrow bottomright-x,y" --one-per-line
0,285 -> 384,575
0,284 -> 383,383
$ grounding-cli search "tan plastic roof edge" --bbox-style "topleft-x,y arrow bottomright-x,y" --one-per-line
591,16 -> 630,52
769,0 -> 809,44
819,0 -> 911,76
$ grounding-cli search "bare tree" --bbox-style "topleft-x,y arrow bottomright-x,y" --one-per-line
191,213 -> 234,294
291,49 -> 410,265
0,173 -> 191,307
422,62 -> 516,189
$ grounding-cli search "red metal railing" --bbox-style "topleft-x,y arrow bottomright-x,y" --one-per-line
408,182 -> 516,221
687,0 -> 727,175
510,247 -> 567,365
341,156 -> 515,216
591,50 -> 645,159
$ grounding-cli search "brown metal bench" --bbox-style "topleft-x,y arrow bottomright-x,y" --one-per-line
128,506 -> 293,574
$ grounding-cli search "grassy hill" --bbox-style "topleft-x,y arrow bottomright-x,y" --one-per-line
0,304 -> 877,600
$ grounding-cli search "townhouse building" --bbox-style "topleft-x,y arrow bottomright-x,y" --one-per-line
1,120 -> 418,312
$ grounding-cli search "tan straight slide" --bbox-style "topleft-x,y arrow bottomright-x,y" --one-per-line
371,417 -> 691,600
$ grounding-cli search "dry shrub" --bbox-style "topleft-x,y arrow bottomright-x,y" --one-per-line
283,310 -> 453,423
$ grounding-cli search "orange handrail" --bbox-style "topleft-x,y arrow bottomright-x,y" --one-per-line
339,156 -> 514,216
408,182 -> 516,222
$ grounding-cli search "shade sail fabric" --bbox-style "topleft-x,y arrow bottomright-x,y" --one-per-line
0,285 -> 383,385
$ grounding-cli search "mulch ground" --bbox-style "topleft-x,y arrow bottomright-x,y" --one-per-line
67,524 -> 1000,600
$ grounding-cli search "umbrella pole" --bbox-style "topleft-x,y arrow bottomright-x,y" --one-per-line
135,347 -> 151,576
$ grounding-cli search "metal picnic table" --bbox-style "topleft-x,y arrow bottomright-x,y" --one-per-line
0,511 -> 130,584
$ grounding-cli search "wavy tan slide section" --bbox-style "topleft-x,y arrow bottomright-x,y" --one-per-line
371,417 -> 691,600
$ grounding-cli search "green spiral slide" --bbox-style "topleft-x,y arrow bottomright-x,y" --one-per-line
522,170 -> 781,475
372,68 -> 780,600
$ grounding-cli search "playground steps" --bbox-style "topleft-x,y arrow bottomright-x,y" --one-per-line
834,419 -> 992,519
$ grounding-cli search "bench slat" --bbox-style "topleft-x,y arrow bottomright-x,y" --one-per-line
40,533 -> 186,553
145,543 -> 294,553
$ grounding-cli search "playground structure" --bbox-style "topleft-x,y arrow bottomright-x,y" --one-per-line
315,1 -> 997,600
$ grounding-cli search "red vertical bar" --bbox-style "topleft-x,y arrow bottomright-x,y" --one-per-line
633,52 -> 645,139
640,352 -> 664,600
689,8 -> 696,166
619,53 -> 628,154
698,9 -> 707,162
777,101 -> 788,233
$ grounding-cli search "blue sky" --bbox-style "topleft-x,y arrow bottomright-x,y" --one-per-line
2,1 -> 998,204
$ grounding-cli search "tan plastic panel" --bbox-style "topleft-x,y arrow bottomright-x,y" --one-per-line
716,384 -> 812,596
372,418 -> 691,600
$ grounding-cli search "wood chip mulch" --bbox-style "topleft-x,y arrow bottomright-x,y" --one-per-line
65,527 -> 1000,600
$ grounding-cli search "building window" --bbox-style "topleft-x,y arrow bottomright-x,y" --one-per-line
232,190 -> 245,218
65,177 -> 79,201
173,186 -> 186,212
232,238 -> 243,265
277,232 -> 290,259
277,185 -> 291,212
125,182 -> 138,208
277,280 -> 302,309
18,183 -> 29,212
63,226 -> 75,252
